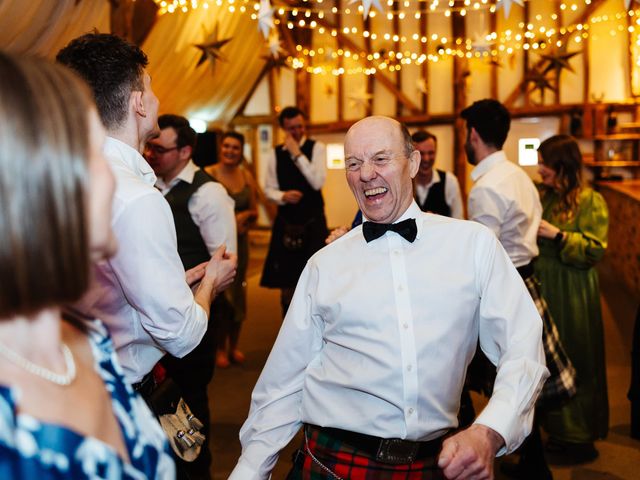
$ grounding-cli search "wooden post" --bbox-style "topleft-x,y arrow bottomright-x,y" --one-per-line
490,2 -> 498,99
419,1 -> 429,113
364,15 -> 374,117
452,2 -> 469,197
393,1 -> 402,116
337,0 -> 344,121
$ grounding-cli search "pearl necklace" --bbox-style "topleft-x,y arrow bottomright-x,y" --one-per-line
0,341 -> 76,386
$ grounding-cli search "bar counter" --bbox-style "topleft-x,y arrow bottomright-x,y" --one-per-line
597,180 -> 640,298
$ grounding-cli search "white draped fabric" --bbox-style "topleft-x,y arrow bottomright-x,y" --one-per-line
0,0 -> 266,125
143,5 -> 265,126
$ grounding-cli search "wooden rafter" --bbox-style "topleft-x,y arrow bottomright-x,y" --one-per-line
503,0 -> 606,108
231,62 -> 272,123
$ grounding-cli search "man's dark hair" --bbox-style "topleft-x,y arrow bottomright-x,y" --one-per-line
56,33 -> 148,131
278,106 -> 305,126
411,130 -> 437,145
158,114 -> 197,149
460,99 -> 511,149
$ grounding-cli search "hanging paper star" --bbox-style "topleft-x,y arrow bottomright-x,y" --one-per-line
526,68 -> 556,98
258,0 -> 275,39
539,47 -> 582,77
261,54 -> 291,74
349,0 -> 383,20
267,32 -> 284,59
193,24 -> 233,69
324,83 -> 335,96
496,0 -> 524,19
348,87 -> 373,109
472,32 -> 494,54
416,78 -> 428,95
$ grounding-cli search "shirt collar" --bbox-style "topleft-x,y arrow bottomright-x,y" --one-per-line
104,136 -> 157,186
470,150 -> 507,182
362,200 -> 423,240
155,160 -> 198,191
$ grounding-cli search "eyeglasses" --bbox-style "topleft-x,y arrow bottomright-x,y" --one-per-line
146,144 -> 180,155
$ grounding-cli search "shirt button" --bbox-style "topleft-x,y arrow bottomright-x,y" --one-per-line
394,250 -> 400,256
408,408 -> 414,415
403,323 -> 409,329
398,285 -> 403,292
407,364 -> 413,372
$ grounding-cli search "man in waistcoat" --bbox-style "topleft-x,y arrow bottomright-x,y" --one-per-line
412,130 -> 464,219
260,106 -> 328,316
146,114 -> 237,479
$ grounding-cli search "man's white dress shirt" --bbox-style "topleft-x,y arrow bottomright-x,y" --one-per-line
75,137 -> 208,384
155,160 -> 237,255
264,137 -> 326,204
414,169 -> 464,219
230,201 -> 548,479
468,151 -> 542,267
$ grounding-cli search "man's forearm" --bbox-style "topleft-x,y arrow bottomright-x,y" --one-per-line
194,277 -> 217,316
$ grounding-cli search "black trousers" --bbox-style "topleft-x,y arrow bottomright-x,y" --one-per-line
630,304 -> 640,440
161,300 -> 220,480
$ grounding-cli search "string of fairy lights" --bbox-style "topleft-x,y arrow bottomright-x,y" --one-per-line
152,0 -> 640,76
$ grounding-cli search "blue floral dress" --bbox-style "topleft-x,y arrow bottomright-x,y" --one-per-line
0,320 -> 175,479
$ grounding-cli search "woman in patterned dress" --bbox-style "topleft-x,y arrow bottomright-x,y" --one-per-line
0,53 -> 175,478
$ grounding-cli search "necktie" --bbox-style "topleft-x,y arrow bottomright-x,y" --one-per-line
362,218 -> 417,243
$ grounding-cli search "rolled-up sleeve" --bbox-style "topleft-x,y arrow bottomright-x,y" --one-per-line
110,191 -> 208,358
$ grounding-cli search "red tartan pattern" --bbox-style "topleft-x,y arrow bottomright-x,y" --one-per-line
286,426 -> 446,480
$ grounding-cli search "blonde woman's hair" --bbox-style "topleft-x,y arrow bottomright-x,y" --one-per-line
0,52 -> 94,317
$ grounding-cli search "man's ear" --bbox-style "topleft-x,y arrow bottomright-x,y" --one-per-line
469,127 -> 480,146
179,145 -> 193,161
408,149 -> 420,179
131,90 -> 146,117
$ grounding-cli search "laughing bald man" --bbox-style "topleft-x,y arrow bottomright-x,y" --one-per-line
230,116 -> 548,480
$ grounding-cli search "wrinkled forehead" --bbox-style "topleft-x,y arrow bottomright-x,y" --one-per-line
345,119 -> 403,158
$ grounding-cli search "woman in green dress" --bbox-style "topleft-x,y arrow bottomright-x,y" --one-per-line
536,134 -> 609,462
206,132 -> 258,368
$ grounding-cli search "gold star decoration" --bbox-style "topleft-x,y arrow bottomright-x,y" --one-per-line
348,87 -> 373,110
193,24 -> 233,69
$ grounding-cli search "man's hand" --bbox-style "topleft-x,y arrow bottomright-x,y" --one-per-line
185,261 -> 208,287
325,225 -> 350,244
204,245 -> 238,293
284,133 -> 302,158
282,190 -> 303,204
437,424 -> 504,480
537,219 -> 561,239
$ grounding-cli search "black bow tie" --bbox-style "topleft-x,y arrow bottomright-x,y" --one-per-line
362,218 -> 417,243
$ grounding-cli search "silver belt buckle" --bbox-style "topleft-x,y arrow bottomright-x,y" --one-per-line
375,438 -> 419,465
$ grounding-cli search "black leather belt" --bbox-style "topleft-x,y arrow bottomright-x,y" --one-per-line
307,424 -> 445,465
132,372 -> 156,399
516,262 -> 534,280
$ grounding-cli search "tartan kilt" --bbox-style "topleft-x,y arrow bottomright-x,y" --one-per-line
524,275 -> 577,406
286,426 -> 445,480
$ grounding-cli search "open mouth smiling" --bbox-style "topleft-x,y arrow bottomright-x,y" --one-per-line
364,187 -> 388,198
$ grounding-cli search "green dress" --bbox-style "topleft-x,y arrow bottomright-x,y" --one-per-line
535,187 -> 609,444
